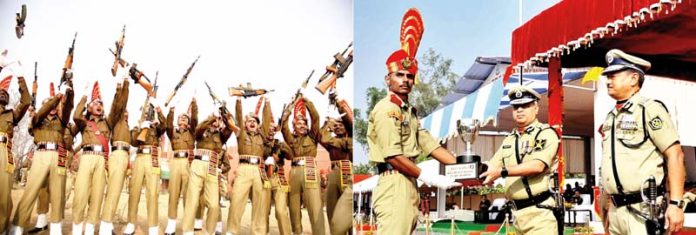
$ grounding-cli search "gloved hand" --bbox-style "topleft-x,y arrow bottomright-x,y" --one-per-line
264,157 -> 275,165
418,172 -> 461,190
142,121 -> 152,128
57,82 -> 69,95
11,61 -> 24,78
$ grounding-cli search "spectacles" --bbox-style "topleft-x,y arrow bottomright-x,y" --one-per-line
393,71 -> 415,80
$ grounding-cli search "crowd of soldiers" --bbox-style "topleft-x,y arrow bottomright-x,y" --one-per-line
0,48 -> 353,235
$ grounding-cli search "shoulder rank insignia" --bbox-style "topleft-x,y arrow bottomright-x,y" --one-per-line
534,139 -> 546,151
649,116 -> 663,130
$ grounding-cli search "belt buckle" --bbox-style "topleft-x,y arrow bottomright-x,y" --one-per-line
46,143 -> 56,150
93,145 -> 103,152
201,155 -> 210,161
297,160 -> 306,166
142,148 -> 151,154
249,158 -> 258,164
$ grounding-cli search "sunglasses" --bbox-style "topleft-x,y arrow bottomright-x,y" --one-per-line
511,102 -> 534,110
393,71 -> 416,80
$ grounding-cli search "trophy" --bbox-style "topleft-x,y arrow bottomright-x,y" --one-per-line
442,119 -> 487,180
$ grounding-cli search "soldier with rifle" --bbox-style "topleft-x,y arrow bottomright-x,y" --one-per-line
479,86 -> 562,234
260,97 -> 292,235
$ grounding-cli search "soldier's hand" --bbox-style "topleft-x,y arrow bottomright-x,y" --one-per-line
665,204 -> 684,233
155,106 -> 162,113
169,106 -> 175,112
479,163 -> 502,185
264,157 -> 275,165
417,172 -> 460,190
0,49 -> 8,68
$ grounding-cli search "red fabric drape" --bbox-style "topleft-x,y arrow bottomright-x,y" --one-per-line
511,0 -> 692,66
547,57 -> 564,191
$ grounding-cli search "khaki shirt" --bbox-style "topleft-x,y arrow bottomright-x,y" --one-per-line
166,99 -> 198,151
264,139 -> 293,164
195,115 -> 233,153
73,82 -> 127,145
320,124 -> 352,161
367,94 -> 439,163
111,80 -> 131,144
235,98 -> 268,157
489,120 -> 560,200
0,77 -> 31,137
600,94 -> 679,194
281,99 -> 321,159
32,87 -> 74,143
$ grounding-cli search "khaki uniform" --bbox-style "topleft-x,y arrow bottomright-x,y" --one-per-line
227,98 -> 271,235
164,100 -> 198,222
0,77 -> 30,232
367,94 -> 439,234
262,139 -> 292,235
599,94 -> 679,234
488,120 -> 560,234
72,85 -> 127,225
320,117 -> 353,235
127,109 -> 166,228
281,99 -> 325,235
182,115 -> 233,232
101,80 -> 132,224
13,88 -> 74,229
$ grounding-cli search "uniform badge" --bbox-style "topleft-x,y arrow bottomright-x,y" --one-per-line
534,139 -> 546,151
387,110 -> 402,122
401,58 -> 412,69
649,116 -> 663,130
515,90 -> 523,98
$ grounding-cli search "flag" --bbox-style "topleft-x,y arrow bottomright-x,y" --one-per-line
581,67 -> 604,84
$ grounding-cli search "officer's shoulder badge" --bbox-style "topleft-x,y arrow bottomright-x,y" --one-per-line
649,116 -> 663,130
534,139 -> 547,151
387,110 -> 402,122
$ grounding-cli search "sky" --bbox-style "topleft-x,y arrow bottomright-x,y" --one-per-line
353,0 -> 560,164
0,0 -> 353,146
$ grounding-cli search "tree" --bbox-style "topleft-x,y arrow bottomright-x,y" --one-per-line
352,163 -> 375,175
354,48 -> 459,154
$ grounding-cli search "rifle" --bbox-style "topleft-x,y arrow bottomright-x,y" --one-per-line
127,63 -> 154,92
164,56 -> 200,107
111,25 -> 126,77
228,82 -> 274,99
137,71 -> 158,142
31,62 -> 37,108
205,81 -> 235,128
290,70 -> 314,107
59,33 -> 77,90
316,42 -> 353,94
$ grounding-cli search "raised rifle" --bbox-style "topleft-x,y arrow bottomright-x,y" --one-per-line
164,55 -> 200,107
228,82 -> 274,99
31,62 -> 37,108
59,33 -> 77,90
137,71 -> 158,142
111,25 -> 126,77
205,81 -> 238,131
315,42 -> 353,94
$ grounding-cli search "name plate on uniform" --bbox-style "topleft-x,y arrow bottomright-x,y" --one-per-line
445,162 -> 479,180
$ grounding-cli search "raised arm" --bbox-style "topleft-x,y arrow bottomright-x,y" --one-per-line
196,115 -> 215,139
220,113 -> 234,143
235,98 -> 243,131
156,108 -> 166,136
60,81 -> 75,127
107,80 -> 129,129
261,97 -> 271,138
13,77 -> 31,124
280,105 -> 294,144
73,96 -> 88,131
189,98 -> 198,134
32,95 -> 62,127
165,107 -> 174,139
305,98 -> 321,141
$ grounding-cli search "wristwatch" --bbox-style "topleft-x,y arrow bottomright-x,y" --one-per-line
669,199 -> 685,209
501,167 -> 509,178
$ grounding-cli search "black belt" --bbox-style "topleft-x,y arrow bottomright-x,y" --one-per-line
513,191 -> 552,210
173,151 -> 189,158
610,185 -> 665,207
194,155 -> 210,161
0,136 -> 8,144
82,145 -> 105,153
111,145 -> 130,152
36,142 -> 59,151
376,162 -> 397,174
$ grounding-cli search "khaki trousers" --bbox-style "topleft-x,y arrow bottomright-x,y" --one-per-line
511,197 -> 558,234
227,163 -> 269,235
373,173 -> 419,234
288,165 -> 325,235
100,150 -> 129,222
127,154 -> 160,227
36,179 -> 49,215
13,150 -> 66,228
167,157 -> 190,219
264,172 -> 291,235
326,166 -> 352,235
182,159 -> 219,232
71,153 -> 106,225
607,203 -> 649,235
0,143 -> 12,232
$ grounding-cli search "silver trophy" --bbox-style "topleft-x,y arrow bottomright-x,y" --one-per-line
442,119 -> 486,180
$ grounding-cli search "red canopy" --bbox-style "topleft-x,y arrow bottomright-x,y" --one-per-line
511,0 -> 696,79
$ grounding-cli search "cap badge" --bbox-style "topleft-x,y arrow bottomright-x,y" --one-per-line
515,90 -> 523,98
401,58 -> 412,69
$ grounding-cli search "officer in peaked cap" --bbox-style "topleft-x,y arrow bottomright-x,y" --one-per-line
480,85 -> 562,235
599,49 -> 686,234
